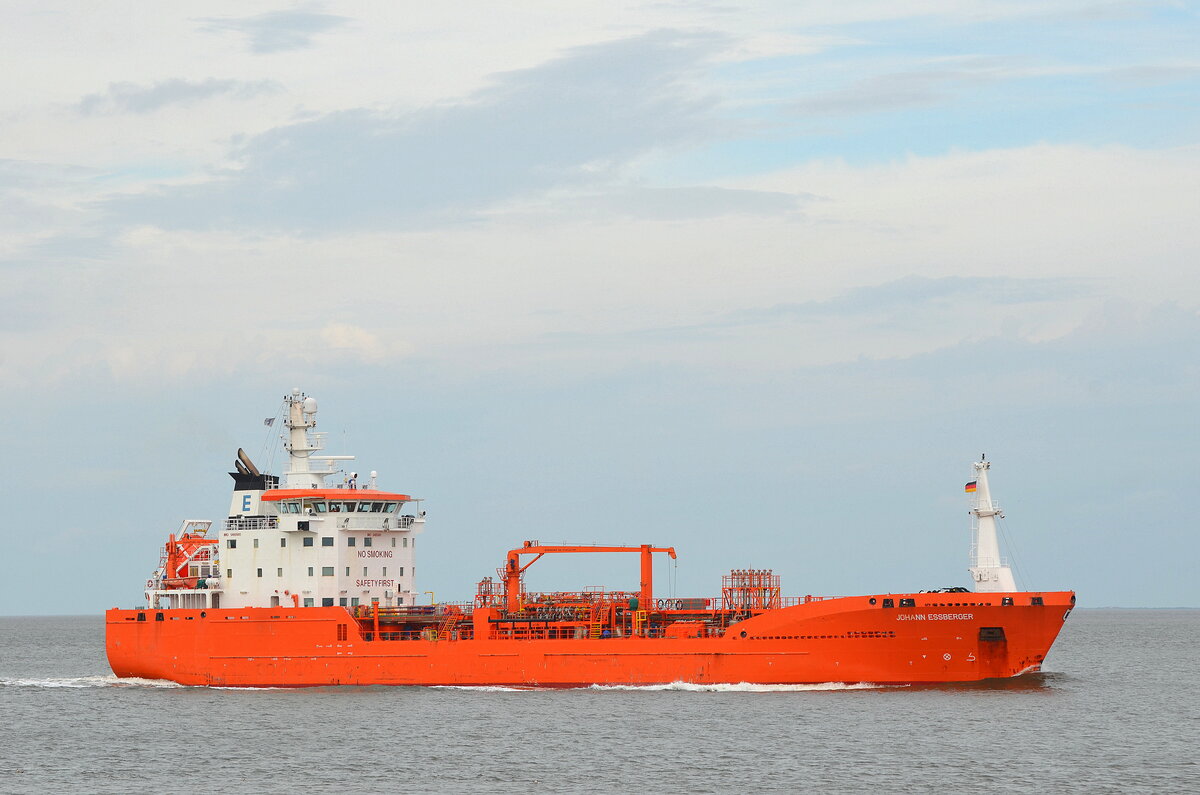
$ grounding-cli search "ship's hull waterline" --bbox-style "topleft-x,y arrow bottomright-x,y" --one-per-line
107,592 -> 1073,688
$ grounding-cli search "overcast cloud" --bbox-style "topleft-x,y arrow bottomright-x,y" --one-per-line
77,78 -> 281,115
104,31 -> 728,232
198,9 -> 350,53
1,1 -> 1198,614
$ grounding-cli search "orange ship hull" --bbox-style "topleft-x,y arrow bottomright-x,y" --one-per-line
106,591 -> 1074,687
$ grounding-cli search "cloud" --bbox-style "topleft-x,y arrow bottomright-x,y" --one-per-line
198,8 -> 350,53
793,59 -> 1010,116
719,275 -> 1090,325
77,78 -> 281,115
102,31 -> 730,232
8,142 -> 1196,390
831,298 -> 1200,414
533,275 -> 1094,355
319,322 -> 406,361
516,186 -> 804,221
0,159 -> 97,192
0,160 -> 103,259
1104,64 -> 1200,86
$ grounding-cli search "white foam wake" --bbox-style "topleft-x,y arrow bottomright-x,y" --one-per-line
0,675 -> 184,689
432,681 -> 895,692
431,685 -> 533,692
584,681 -> 892,692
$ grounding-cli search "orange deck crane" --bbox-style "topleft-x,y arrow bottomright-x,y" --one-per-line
502,541 -> 677,613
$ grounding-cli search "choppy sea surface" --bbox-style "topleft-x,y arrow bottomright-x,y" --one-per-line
0,609 -> 1196,794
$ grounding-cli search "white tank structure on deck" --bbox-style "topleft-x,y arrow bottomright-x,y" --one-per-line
967,456 -> 1017,592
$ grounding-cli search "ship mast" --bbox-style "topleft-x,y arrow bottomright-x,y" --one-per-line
282,388 -> 354,488
967,455 -> 1017,592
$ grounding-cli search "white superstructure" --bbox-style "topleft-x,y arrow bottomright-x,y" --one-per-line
967,455 -> 1017,592
147,389 -> 425,610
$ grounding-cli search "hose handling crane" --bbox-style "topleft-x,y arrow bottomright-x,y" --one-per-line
502,541 -> 677,613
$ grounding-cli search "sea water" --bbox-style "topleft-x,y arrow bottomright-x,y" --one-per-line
0,610 -> 1196,793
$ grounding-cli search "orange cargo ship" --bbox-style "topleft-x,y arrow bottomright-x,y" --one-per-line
106,390 -> 1074,687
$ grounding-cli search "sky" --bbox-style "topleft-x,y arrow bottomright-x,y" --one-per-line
2,1 -> 1198,614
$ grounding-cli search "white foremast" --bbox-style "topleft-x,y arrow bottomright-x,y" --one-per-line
967,456 -> 1017,592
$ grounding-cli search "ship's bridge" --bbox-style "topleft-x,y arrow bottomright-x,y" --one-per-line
249,488 -> 420,531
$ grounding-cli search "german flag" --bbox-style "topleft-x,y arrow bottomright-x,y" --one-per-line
964,481 -> 978,493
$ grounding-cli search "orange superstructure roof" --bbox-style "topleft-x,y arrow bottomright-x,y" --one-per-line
261,489 -> 413,502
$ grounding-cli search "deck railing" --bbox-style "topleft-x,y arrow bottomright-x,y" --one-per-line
223,516 -> 279,531
330,515 -> 419,531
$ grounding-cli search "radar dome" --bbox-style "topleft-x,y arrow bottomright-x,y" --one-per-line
302,397 -> 318,414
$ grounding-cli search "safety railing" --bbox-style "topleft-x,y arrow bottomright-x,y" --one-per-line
223,516 -> 279,531
331,514 -> 420,531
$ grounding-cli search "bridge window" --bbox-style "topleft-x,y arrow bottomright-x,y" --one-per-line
328,502 -> 341,513
358,502 -> 373,513
370,502 -> 383,512
383,502 -> 397,513
312,502 -> 327,513
342,502 -> 357,512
